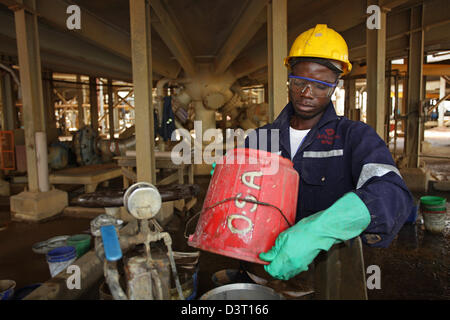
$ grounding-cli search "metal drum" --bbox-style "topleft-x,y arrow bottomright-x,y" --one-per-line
200,283 -> 284,300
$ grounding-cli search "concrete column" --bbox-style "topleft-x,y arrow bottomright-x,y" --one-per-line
107,79 -> 114,140
401,73 -> 408,135
14,2 -> 45,193
0,73 -> 16,131
405,5 -> 424,168
129,0 -> 156,183
438,77 -> 446,127
366,0 -> 387,139
35,131 -> 49,192
10,1 -> 68,222
89,77 -> 99,131
267,0 -> 288,121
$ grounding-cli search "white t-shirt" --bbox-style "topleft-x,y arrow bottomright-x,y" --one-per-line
289,127 -> 310,160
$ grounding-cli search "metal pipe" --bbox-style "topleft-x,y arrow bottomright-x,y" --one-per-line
0,63 -> 21,98
104,261 -> 128,300
161,232 -> 184,300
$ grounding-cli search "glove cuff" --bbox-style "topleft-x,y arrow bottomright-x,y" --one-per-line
308,192 -> 371,243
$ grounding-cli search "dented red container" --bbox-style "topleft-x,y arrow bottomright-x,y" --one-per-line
188,148 -> 299,264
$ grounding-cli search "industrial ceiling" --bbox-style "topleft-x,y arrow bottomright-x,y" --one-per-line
0,0 -> 449,84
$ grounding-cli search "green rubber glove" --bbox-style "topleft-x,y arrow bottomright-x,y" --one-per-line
210,162 -> 216,176
259,192 -> 371,280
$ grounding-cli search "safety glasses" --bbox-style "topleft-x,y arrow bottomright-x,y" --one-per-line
288,74 -> 338,98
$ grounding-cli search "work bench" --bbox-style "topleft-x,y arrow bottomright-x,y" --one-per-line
49,163 -> 122,193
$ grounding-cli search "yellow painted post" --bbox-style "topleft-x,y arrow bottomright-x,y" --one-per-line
366,0 -> 387,140
14,2 -> 46,192
129,0 -> 156,183
267,0 -> 288,122
405,5 -> 424,168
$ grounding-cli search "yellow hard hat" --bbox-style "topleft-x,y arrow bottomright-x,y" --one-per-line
284,24 -> 352,76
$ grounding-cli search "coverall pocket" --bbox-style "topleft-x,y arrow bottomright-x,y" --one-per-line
301,157 -> 344,186
300,157 -> 345,213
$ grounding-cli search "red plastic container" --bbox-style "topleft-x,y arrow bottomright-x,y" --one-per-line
188,148 -> 299,264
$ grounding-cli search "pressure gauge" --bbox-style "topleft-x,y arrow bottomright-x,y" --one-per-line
124,182 -> 162,220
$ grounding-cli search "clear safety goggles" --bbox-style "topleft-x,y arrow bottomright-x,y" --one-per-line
288,74 -> 337,98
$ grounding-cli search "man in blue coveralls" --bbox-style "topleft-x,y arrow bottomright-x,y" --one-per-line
246,24 -> 416,281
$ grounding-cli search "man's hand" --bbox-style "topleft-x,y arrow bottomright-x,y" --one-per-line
259,192 -> 371,280
259,212 -> 328,280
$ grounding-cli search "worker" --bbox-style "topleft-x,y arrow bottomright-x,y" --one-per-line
244,24 -> 416,280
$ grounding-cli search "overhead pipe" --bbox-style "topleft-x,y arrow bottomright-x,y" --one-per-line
183,66 -> 237,133
0,63 -> 21,99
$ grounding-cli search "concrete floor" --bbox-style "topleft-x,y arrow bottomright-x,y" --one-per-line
1,176 -> 448,300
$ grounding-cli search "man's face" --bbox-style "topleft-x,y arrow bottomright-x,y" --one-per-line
289,62 -> 338,120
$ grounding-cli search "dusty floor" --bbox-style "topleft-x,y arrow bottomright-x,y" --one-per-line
183,176 -> 450,300
3,176 -> 448,300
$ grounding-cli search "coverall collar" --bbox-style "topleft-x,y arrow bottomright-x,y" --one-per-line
272,101 -> 339,156
273,100 -> 339,130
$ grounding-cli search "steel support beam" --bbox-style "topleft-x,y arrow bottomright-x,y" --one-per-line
0,10 -> 133,79
214,0 -> 269,75
405,5 -> 424,168
88,77 -> 99,132
288,0 -> 366,46
0,33 -> 132,81
267,0 -> 287,121
129,0 -> 156,184
231,0 -> 443,81
438,77 -> 446,127
366,0 -> 387,139
229,41 -> 268,80
379,0 -> 411,9
348,63 -> 450,78
345,0 -> 450,62
0,0 -> 179,79
36,0 -> 131,60
77,75 -> 84,128
344,79 -> 358,121
107,79 -> 114,140
150,0 -> 196,77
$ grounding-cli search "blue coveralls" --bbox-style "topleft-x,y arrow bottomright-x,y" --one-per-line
245,101 -> 416,248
